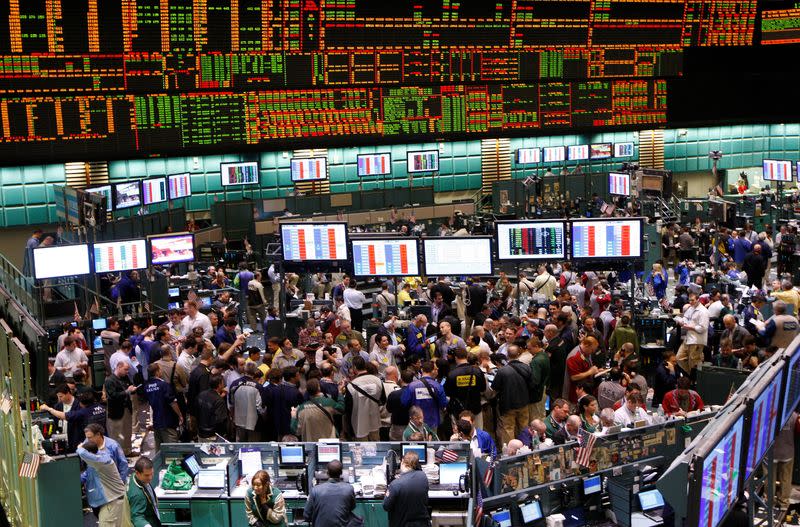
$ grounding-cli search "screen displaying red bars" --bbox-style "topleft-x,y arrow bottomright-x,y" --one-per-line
357,153 -> 392,176
281,223 -> 348,261
609,172 -> 630,196
168,173 -> 192,199
571,219 -> 641,258
142,177 -> 167,205
352,239 -> 419,276
291,157 -> 328,182
93,239 -> 147,273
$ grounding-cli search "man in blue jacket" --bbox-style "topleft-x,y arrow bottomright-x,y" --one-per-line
77,423 -> 129,524
454,415 -> 496,459
383,452 -> 430,527
731,230 -> 752,267
404,315 -> 431,364
401,361 -> 447,430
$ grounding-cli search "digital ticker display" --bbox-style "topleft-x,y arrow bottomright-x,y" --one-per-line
698,414 -> 744,527
762,8 -> 800,45
496,221 -> 566,261
0,1 -> 756,162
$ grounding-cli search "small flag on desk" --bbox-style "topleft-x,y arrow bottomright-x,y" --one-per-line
435,448 -> 459,463
574,428 -> 597,467
474,485 -> 484,526
482,456 -> 495,488
18,452 -> 40,479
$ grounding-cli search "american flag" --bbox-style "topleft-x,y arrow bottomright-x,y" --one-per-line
18,452 -> 40,479
473,485 -> 484,526
482,455 -> 496,488
574,428 -> 597,467
435,449 -> 459,463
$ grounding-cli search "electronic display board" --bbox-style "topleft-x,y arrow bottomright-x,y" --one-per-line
571,218 -> 643,259
516,148 -> 541,165
495,220 -> 566,261
0,2 -> 757,162
762,159 -> 793,182
141,177 -> 168,205
357,154 -> 392,176
543,146 -> 566,163
149,233 -> 195,265
744,367 -> 782,482
221,162 -> 259,186
280,222 -> 348,262
609,172 -> 631,196
567,145 -> 589,161
352,238 -> 419,277
614,142 -> 635,158
590,143 -> 613,159
407,151 -> 439,173
291,158 -> 328,182
782,343 -> 800,428
33,244 -> 91,280
762,8 -> 800,45
114,181 -> 142,210
423,237 -> 492,276
93,239 -> 147,274
168,173 -> 192,200
84,185 -> 114,212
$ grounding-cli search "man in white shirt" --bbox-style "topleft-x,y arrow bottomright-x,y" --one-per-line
531,265 -> 557,301
343,280 -> 367,332
109,341 -> 137,382
613,393 -> 651,427
676,292 -> 709,373
166,309 -> 185,339
706,290 -> 724,320
54,336 -> 88,377
176,336 -> 200,380
180,300 -> 213,339
267,264 -> 281,311
369,334 -> 404,375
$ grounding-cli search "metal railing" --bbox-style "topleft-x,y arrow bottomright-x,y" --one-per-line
0,252 -> 44,323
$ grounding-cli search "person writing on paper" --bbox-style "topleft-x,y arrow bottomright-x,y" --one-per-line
661,377 -> 704,416
245,470 -> 287,527
565,337 -> 608,403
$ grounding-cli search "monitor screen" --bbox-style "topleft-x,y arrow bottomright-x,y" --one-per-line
92,318 -> 107,331
782,347 -> 800,428
407,150 -> 439,173
141,177 -> 167,205
168,301 -> 181,310
317,443 -> 341,464
93,336 -> 103,350
567,145 -> 589,161
697,413 -> 744,527
638,489 -> 665,511
351,238 -> 419,277
401,444 -> 427,464
615,142 -> 635,158
609,172 -> 631,196
113,181 -> 142,209
543,146 -> 565,163
280,222 -> 348,262
183,454 -> 201,479
571,218 -> 643,259
93,239 -> 147,273
745,373 -> 781,481
197,469 -> 226,489
491,509 -> 512,527
423,237 -> 492,276
583,475 -> 602,495
199,296 -> 212,308
33,245 -> 91,279
516,148 -> 541,164
84,185 -> 113,211
291,157 -> 328,182
279,445 -> 305,465
149,233 -> 195,265
762,159 -> 793,182
168,287 -> 180,297
220,161 -> 259,186
168,173 -> 192,199
590,143 -> 613,159
438,462 -> 467,486
495,220 -> 566,261
357,153 -> 392,176
520,501 -> 543,523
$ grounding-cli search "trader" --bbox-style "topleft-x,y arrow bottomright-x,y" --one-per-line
383,451 -> 430,527
303,460 -> 356,527
128,456 -> 162,527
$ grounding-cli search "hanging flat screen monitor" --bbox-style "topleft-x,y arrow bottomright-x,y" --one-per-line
762,159 -> 793,182
423,237 -> 492,276
280,222 -> 348,262
407,150 -> 439,173
149,233 -> 195,265
357,153 -> 392,176
615,142 -> 635,158
352,238 -> 419,277
542,146 -> 565,163
744,367 -> 782,482
168,173 -> 192,199
93,239 -> 147,273
567,145 -> 589,161
590,143 -> 613,159
141,177 -> 168,205
782,343 -> 800,428
571,218 -> 643,259
84,185 -> 113,212
220,161 -> 259,186
113,181 -> 142,209
33,244 -> 91,279
291,157 -> 328,182
516,148 -> 541,164
495,220 -> 566,261
609,172 -> 631,196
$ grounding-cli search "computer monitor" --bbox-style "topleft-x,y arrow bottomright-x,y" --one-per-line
149,233 -> 195,265
33,244 -> 91,280
351,238 -> 420,277
495,220 -> 566,261
280,222 -> 348,262
516,148 -> 541,164
84,185 -> 114,211
422,237 -> 492,276
609,172 -> 631,196
520,501 -> 543,524
407,150 -> 439,173
92,336 -> 103,350
590,143 -> 612,159
141,176 -> 168,205
543,146 -> 565,163
168,301 -> 181,310
490,508 -> 512,527
220,161 -> 259,186
357,153 -> 392,176
401,444 -> 427,464
92,318 -> 107,331
583,475 -> 602,495
782,342 -> 800,429
438,463 -> 467,486
570,218 -> 643,260
317,443 -> 341,464
182,454 -> 201,479
167,173 -> 192,199
745,365 -> 783,482
93,239 -> 148,273
197,469 -> 226,489
113,181 -> 142,209
615,142 -> 635,158
638,489 -> 665,511
762,159 -> 793,182
199,296 -> 212,308
290,157 -> 328,182
567,145 -> 589,161
168,287 -> 180,297
278,445 -> 305,466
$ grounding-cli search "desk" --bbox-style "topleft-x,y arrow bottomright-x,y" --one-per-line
631,512 -> 662,526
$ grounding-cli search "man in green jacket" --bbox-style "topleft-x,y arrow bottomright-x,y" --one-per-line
128,456 -> 161,527
608,314 -> 640,357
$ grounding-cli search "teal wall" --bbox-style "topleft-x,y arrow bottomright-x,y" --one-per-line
1,123 -> 799,227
